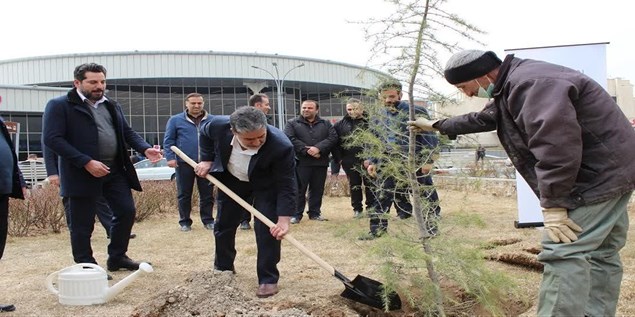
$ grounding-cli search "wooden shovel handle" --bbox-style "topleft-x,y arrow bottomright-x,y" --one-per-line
170,146 -> 336,276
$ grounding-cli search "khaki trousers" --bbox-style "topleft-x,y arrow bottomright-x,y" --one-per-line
537,191 -> 632,317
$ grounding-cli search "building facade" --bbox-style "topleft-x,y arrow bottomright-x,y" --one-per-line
0,51 -> 389,160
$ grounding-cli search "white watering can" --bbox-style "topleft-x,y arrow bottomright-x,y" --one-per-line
46,262 -> 153,305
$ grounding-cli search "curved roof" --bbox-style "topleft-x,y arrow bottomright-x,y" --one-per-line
0,51 -> 390,89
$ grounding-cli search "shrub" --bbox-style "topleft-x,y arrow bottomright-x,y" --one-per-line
8,185 -> 65,236
134,180 -> 177,222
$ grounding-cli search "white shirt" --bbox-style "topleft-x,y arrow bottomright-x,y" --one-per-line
227,136 -> 260,182
77,89 -> 107,109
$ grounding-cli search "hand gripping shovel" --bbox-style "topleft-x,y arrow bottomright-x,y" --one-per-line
170,146 -> 401,311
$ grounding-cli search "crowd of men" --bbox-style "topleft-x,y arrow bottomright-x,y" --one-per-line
5,47 -> 631,315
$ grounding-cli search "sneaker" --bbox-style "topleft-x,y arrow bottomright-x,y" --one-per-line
290,217 -> 300,224
204,223 -> 215,231
309,215 -> 328,221
0,304 -> 15,312
239,221 -> 251,230
180,225 -> 192,232
353,211 -> 362,218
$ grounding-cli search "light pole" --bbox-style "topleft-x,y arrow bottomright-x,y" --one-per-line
251,62 -> 305,130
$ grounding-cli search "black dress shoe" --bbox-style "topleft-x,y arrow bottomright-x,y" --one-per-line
0,304 -> 15,312
107,256 -> 148,272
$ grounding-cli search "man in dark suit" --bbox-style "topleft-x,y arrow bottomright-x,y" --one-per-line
195,106 -> 297,298
0,117 -> 25,313
42,63 -> 161,271
43,146 -> 137,239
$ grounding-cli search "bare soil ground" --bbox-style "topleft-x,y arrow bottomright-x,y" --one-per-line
2,186 -> 635,316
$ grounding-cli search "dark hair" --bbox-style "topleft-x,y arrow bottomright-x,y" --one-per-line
185,92 -> 203,103
378,81 -> 402,92
230,106 -> 268,134
74,63 -> 107,81
249,93 -> 268,107
302,99 -> 319,110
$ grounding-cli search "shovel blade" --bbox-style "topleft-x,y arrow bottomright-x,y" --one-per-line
340,275 -> 402,311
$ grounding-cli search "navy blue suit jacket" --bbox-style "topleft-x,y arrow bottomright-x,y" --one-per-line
199,116 -> 297,217
1,119 -> 25,199
42,89 -> 151,197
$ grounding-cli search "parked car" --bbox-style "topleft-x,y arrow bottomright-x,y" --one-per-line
134,158 -> 176,181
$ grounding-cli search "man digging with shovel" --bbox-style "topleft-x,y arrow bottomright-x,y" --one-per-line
176,106 -> 402,310
194,106 -> 297,298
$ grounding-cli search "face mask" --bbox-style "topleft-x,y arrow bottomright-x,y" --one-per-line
476,79 -> 495,99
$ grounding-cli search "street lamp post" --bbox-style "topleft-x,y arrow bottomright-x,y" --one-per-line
251,62 -> 305,130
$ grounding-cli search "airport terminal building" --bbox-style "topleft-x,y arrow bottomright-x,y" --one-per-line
0,51 -> 388,160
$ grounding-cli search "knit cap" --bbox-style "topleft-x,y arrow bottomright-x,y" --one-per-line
444,50 -> 502,84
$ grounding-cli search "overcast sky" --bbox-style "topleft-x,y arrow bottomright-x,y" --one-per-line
1,0 -> 633,92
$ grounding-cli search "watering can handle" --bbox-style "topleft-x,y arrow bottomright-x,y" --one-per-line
45,270 -> 60,295
45,263 -> 108,295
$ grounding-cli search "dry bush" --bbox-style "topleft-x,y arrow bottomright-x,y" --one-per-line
8,198 -> 31,237
8,186 -> 65,236
27,186 -> 65,233
324,176 -> 350,197
134,181 -> 176,222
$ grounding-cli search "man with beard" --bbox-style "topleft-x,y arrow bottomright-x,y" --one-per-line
284,100 -> 338,224
195,106 -> 297,298
43,63 -> 161,271
409,49 -> 635,316
332,98 -> 375,218
362,82 -> 440,240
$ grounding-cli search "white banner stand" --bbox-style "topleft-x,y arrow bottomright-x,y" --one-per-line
513,171 -> 543,228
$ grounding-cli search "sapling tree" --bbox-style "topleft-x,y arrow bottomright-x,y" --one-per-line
341,0 -> 520,314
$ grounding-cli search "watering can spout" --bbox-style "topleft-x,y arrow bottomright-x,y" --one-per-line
104,262 -> 153,302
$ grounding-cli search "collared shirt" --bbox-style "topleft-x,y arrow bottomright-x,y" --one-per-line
227,136 -> 260,182
77,89 -> 107,108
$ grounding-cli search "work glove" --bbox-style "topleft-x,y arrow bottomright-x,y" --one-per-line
407,117 -> 438,132
542,208 -> 583,243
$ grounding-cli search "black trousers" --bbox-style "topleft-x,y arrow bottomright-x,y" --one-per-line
295,166 -> 327,219
342,161 -> 375,212
175,163 -> 215,226
0,195 -> 8,260
66,169 -> 136,264
63,196 -> 112,236
370,171 -> 440,234
213,173 -> 281,284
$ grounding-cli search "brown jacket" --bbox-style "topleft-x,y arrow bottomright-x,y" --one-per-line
436,55 -> 635,209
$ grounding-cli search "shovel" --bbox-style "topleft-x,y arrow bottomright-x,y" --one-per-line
170,146 -> 401,311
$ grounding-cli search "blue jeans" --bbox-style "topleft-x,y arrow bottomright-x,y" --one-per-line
175,163 -> 214,226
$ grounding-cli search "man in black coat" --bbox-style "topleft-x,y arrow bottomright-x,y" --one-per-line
42,63 -> 161,271
196,106 -> 297,298
0,117 -> 25,313
332,98 -> 375,218
284,100 -> 338,223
